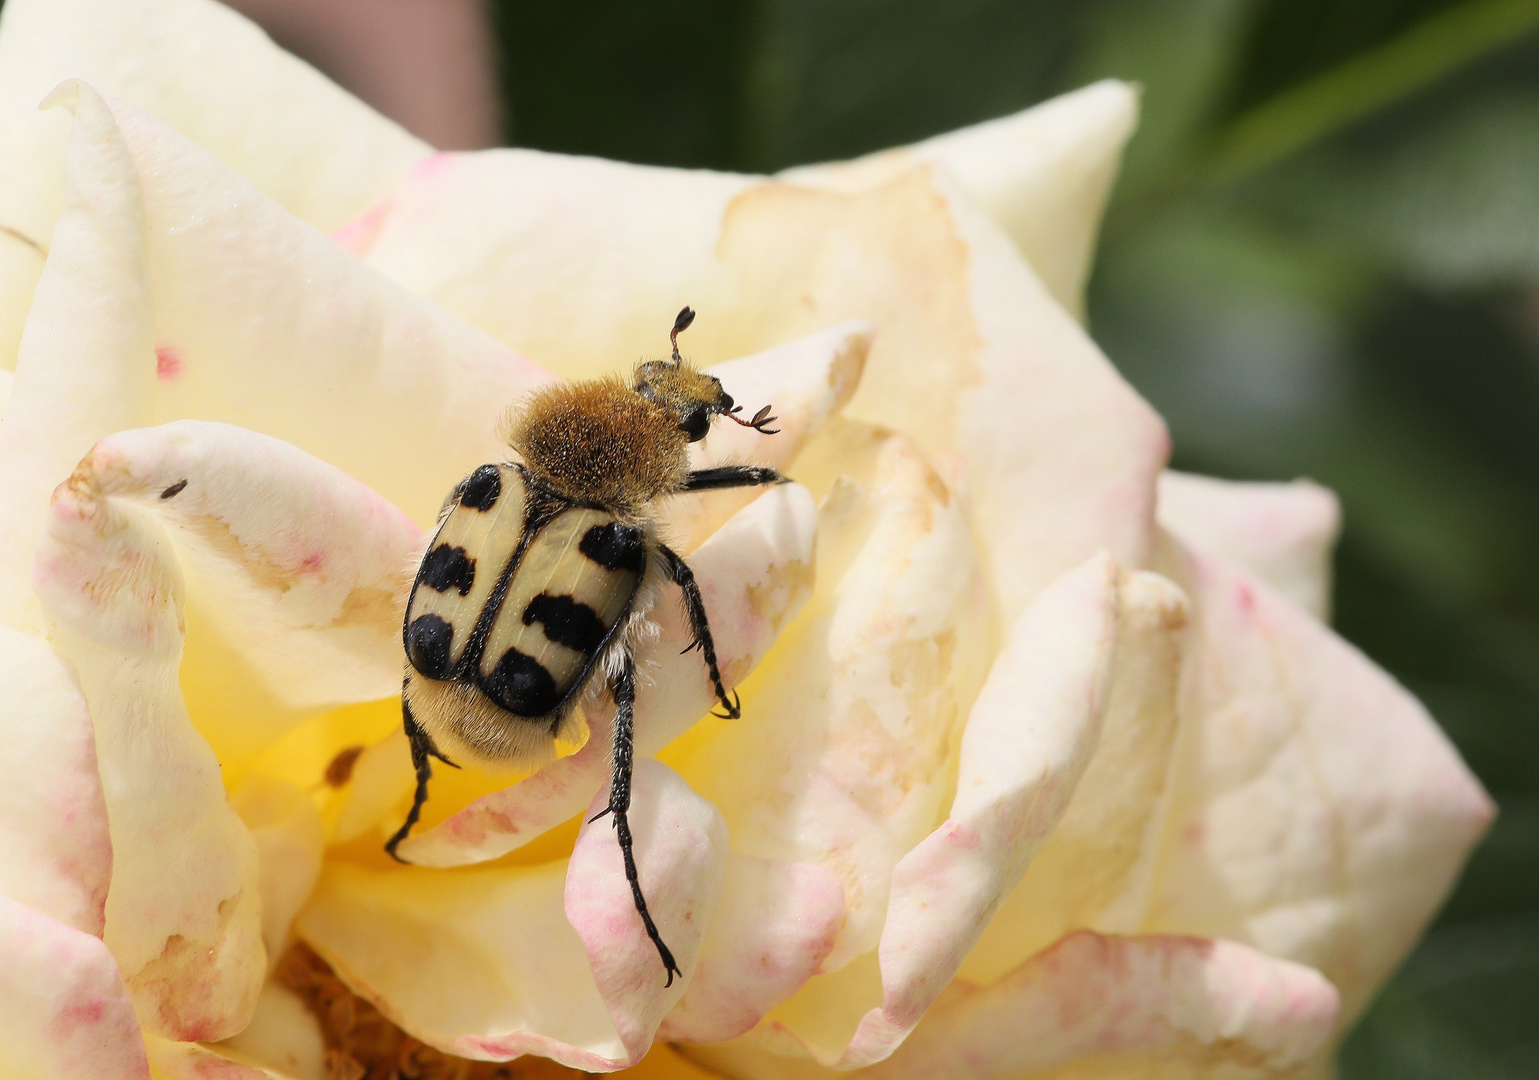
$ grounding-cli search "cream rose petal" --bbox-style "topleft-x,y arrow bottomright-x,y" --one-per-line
33,449 -> 264,1041
298,860 -> 622,1069
147,1035 -> 302,1080
0,625 -> 112,936
0,893 -> 150,1080
63,420 -> 422,768
829,554 -> 1120,1070
231,777 -> 325,974
212,981 -> 326,1080
393,481 -> 817,867
298,764 -> 730,1074
852,932 -> 1339,1080
1146,532 -> 1494,1023
661,855 -> 847,1044
0,81 -> 156,634
782,79 -> 1138,318
958,571 -> 1190,982
566,759 -> 730,1063
1157,471 -> 1341,620
670,433 -> 988,1064
17,81 -> 547,512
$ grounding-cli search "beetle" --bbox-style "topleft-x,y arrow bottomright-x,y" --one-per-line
389,307 -> 781,984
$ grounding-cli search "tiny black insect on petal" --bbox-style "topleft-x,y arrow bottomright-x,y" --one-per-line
405,614 -> 455,678
522,593 -> 608,654
419,544 -> 476,596
459,464 -> 502,511
160,479 -> 188,499
482,647 -> 560,716
578,522 -> 645,572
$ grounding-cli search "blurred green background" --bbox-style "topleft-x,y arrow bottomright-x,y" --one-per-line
487,1 -> 1539,1074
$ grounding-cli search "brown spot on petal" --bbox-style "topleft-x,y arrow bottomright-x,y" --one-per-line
276,943 -> 586,1079
325,746 -> 367,788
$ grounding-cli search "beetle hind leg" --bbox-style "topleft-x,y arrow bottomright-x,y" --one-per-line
598,649 -> 683,986
384,690 -> 460,863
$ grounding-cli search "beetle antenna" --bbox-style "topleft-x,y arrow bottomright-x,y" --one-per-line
724,403 -> 779,435
670,306 -> 695,366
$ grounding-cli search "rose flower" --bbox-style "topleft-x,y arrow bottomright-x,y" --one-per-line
0,0 -> 1493,1077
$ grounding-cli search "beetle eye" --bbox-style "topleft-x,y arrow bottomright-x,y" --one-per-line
679,406 -> 710,442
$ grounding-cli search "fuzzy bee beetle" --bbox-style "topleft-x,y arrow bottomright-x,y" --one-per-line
389,307 -> 782,985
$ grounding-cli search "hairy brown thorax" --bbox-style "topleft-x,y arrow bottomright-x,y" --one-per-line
504,376 -> 689,514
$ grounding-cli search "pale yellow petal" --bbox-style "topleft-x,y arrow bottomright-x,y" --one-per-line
661,856 -> 846,1044
783,80 -> 1139,318
567,760 -> 730,1063
147,1035 -> 304,1080
0,625 -> 112,936
231,778 -> 324,974
669,433 -> 988,1065
34,449 -> 264,1041
828,554 -> 1119,1069
958,571 -> 1189,982
210,982 -> 325,1080
0,82 -> 156,634
1157,471 -> 1340,620
69,421 -> 422,770
0,894 -> 150,1080
1145,531 -> 1494,1023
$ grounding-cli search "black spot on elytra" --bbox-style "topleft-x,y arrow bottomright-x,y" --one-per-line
419,544 -> 475,596
483,648 -> 560,717
459,464 -> 502,511
159,479 -> 188,499
522,593 -> 608,654
405,614 -> 455,678
578,522 -> 645,572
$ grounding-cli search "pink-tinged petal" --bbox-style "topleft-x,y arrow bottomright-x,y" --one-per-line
1145,532 -> 1494,1022
661,856 -> 846,1044
0,82 -> 156,633
664,321 -> 872,550
211,982 -> 326,1080
0,625 -> 112,935
1158,471 -> 1341,619
959,571 -> 1190,982
0,893 -> 150,1080
674,432 -> 989,1024
567,760 -> 729,1063
783,80 -> 1138,318
147,1036 -> 304,1080
854,933 -> 1339,1080
15,83 -> 546,533
70,420 -> 420,767
297,861 -> 629,1071
33,451 -> 265,1040
231,778 -> 324,972
814,554 -> 1119,1069
394,482 -> 817,866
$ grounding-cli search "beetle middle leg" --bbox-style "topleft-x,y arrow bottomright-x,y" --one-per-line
589,649 -> 682,985
657,543 -> 740,719
385,684 -> 459,862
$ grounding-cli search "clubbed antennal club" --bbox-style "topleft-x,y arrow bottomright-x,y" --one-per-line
725,403 -> 780,435
670,306 -> 696,365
